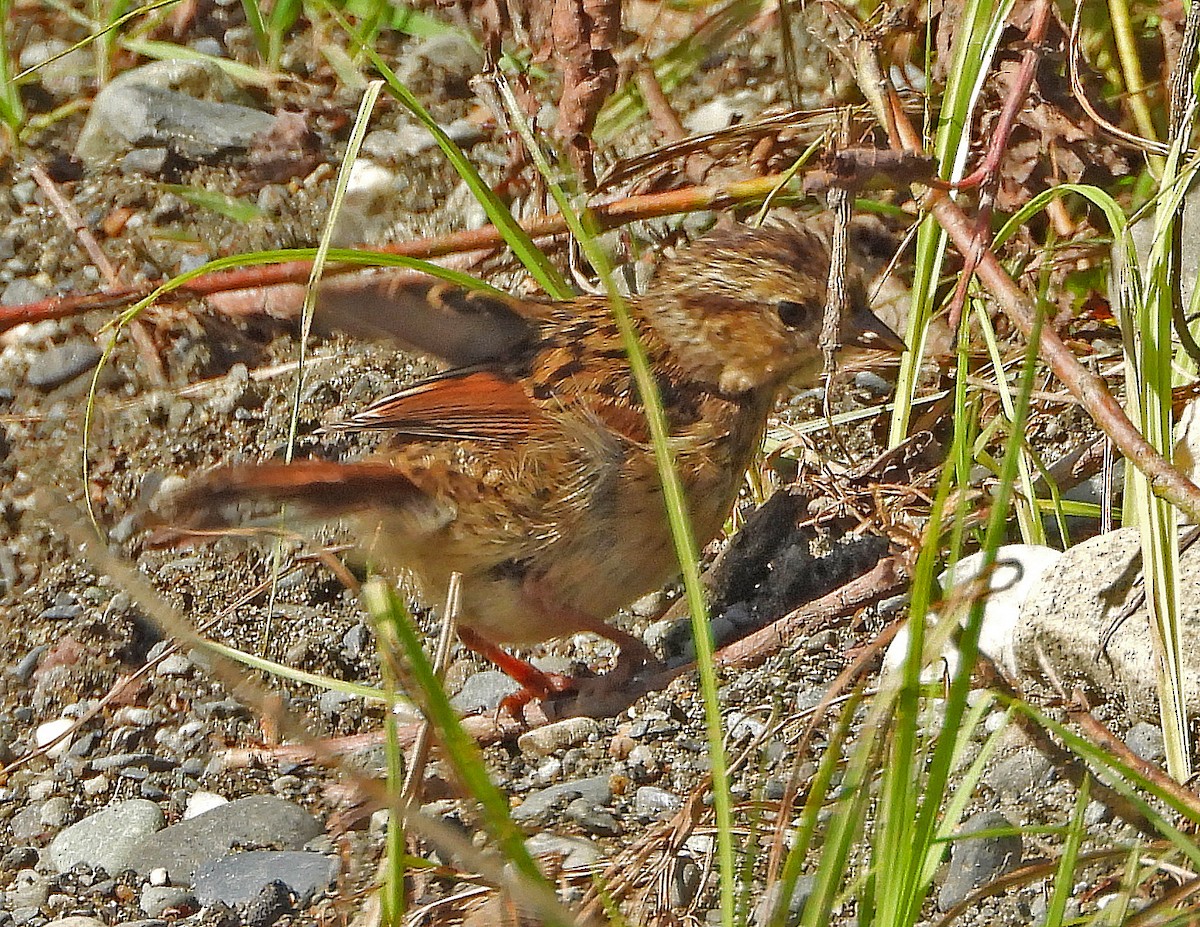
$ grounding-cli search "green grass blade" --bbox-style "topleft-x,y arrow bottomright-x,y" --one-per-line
490,69 -> 738,926
1043,774 -> 1089,927
887,0 -> 1018,447
362,580 -> 573,926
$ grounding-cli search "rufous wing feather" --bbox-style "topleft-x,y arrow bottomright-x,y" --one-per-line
328,368 -> 554,442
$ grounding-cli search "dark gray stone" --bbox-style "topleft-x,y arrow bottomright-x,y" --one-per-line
27,341 -> 101,390
132,796 -> 322,881
193,851 -> 338,907
512,776 -> 611,823
564,797 -> 621,836
937,811 -> 1022,912
752,875 -> 817,925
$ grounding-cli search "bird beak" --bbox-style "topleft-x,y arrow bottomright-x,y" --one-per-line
844,304 -> 907,354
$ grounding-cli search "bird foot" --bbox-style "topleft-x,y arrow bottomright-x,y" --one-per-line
496,671 -> 577,718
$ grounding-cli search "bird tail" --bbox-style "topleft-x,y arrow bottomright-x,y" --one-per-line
148,460 -> 427,543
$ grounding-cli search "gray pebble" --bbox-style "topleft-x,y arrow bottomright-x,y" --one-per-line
853,371 -> 892,394
242,879 -> 294,927
39,796 -> 73,828
983,748 -> 1052,800
130,795 -> 322,880
120,149 -> 170,175
451,670 -> 520,714
10,803 -> 49,843
524,833 -> 602,871
1083,800 -> 1113,826
193,850 -> 339,907
634,786 -> 682,818
752,876 -> 816,926
318,689 -> 357,717
7,869 -> 51,909
937,811 -> 1022,911
76,61 -> 273,163
518,717 -> 599,757
669,856 -> 704,908
1,847 -> 38,872
513,776 -> 612,823
1124,722 -> 1166,765
48,798 -> 165,874
139,885 -> 197,917
1,277 -> 48,305
91,753 -> 176,772
155,654 -> 191,676
9,645 -> 48,683
564,797 -> 621,836
27,341 -> 101,390
37,601 -> 85,621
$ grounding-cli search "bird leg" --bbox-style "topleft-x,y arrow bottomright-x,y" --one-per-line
573,618 -> 661,682
456,619 -> 662,717
456,627 -> 576,714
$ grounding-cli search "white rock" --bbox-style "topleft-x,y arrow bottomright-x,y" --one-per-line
183,790 -> 227,820
884,545 -> 1062,682
36,718 -> 75,757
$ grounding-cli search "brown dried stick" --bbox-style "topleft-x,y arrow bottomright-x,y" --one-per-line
0,174 -> 798,334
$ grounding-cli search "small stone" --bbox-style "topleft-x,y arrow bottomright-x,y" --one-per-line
38,602 -> 84,621
634,786 -> 681,818
937,811 -> 1022,912
39,796 -> 73,828
140,885 -> 197,918
853,371 -> 892,394
1124,722 -> 1165,765
524,833 -> 602,871
36,718 -> 75,757
156,653 -> 191,676
669,856 -> 704,909
1,847 -> 38,872
512,776 -> 612,823
27,341 -> 102,390
752,876 -> 816,926
7,868 -> 51,909
564,797 -> 621,836
451,670 -> 520,714
120,148 -> 170,175
518,717 -> 600,757
983,748 -> 1052,799
48,798 -> 165,874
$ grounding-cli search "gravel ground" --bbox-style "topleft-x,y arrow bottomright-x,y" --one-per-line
0,7 -> 1160,927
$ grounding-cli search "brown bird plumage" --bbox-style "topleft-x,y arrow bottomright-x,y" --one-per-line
170,224 -> 904,695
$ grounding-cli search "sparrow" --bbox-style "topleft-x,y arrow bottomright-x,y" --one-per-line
167,223 -> 904,702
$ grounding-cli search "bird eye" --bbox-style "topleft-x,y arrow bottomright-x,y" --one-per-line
776,299 -> 815,329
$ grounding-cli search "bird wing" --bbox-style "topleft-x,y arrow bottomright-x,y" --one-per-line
330,367 -> 556,442
316,275 -> 556,368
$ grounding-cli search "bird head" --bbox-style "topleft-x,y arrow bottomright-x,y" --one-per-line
644,224 -> 905,394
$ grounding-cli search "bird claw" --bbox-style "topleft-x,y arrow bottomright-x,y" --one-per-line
495,670 -> 577,719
